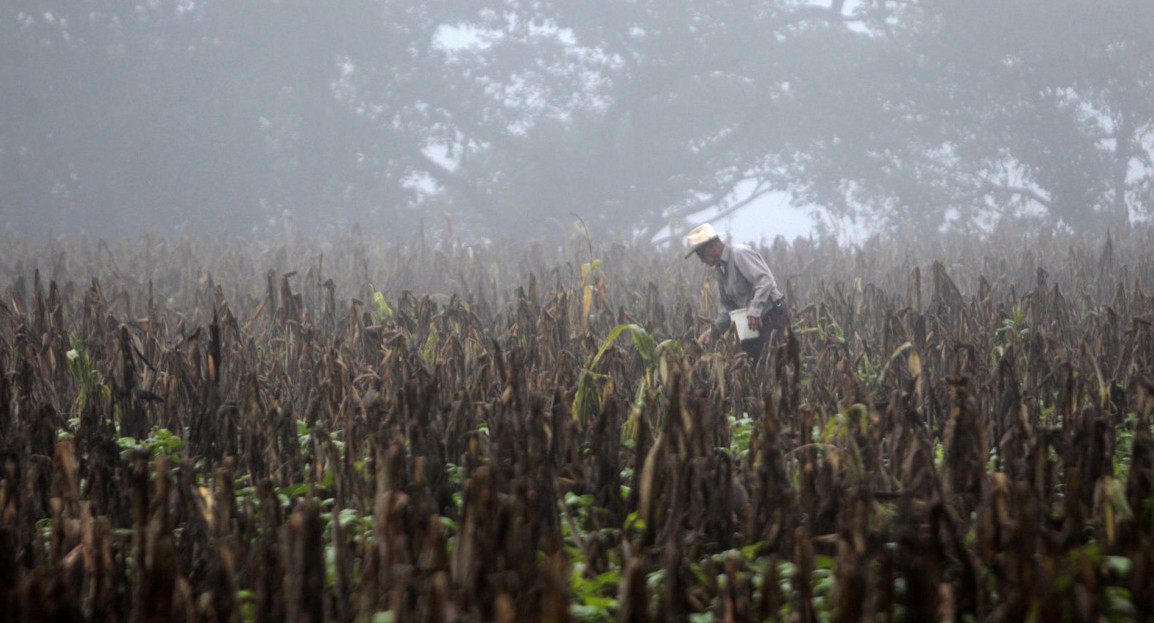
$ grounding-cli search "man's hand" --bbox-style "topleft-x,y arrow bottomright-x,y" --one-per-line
747,315 -> 762,331
696,331 -> 712,347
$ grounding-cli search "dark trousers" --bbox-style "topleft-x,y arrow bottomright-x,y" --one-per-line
739,300 -> 790,360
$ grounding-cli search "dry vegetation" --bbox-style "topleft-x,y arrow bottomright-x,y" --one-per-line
2,222 -> 1153,622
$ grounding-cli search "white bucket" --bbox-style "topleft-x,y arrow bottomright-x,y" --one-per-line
729,308 -> 760,341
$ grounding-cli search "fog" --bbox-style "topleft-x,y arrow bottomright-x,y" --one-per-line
3,1 -> 1152,245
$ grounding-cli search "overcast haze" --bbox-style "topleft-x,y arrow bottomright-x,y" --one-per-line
3,0 -> 1152,245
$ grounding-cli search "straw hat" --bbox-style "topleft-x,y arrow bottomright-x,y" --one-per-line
684,223 -> 719,258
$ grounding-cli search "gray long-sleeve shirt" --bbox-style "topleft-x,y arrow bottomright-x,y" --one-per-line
712,243 -> 784,335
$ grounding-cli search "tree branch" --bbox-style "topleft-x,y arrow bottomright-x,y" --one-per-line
982,182 -> 1053,209
650,178 -> 779,245
403,143 -> 507,224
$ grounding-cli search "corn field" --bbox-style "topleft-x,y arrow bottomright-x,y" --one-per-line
1,223 -> 1153,622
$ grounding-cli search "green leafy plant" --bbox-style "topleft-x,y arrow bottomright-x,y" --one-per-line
728,414 -> 755,461
573,323 -> 677,428
801,308 -> 845,344
421,326 -> 440,372
117,428 -> 187,462
569,566 -> 621,622
372,290 -> 394,322
66,335 -> 111,415
992,304 -> 1030,365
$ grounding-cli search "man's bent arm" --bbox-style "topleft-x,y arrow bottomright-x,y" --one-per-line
734,247 -> 779,318
714,298 -> 731,336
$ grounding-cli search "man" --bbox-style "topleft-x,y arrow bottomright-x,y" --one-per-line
685,223 -> 790,359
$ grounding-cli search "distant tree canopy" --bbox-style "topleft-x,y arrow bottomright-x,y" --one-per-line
3,0 -> 1152,240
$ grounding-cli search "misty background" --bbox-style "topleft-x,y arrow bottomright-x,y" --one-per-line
2,0 -> 1152,244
